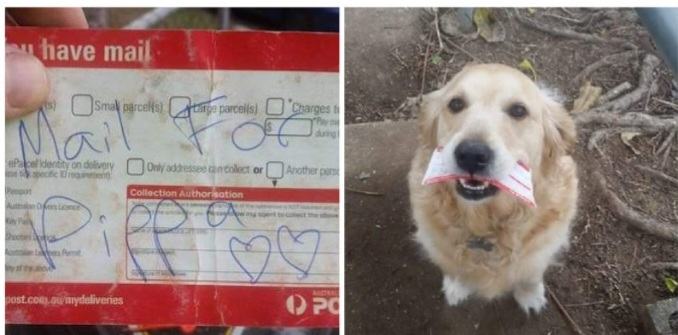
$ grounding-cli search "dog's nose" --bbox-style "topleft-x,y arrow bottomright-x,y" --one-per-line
454,140 -> 493,174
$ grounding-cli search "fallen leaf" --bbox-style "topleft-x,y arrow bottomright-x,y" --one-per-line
473,8 -> 506,43
358,171 -> 371,181
518,58 -> 537,81
527,8 -> 536,15
572,81 -> 602,114
430,53 -> 443,65
620,132 -> 642,155
665,276 -> 678,294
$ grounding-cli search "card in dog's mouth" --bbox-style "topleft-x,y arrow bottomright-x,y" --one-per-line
422,145 -> 536,207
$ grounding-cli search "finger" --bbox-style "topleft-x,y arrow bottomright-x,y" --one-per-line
7,8 -> 88,28
5,44 -> 50,119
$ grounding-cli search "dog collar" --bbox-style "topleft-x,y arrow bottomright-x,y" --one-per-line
466,236 -> 494,252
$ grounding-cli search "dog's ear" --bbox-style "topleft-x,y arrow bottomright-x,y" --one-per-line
417,90 -> 442,149
541,96 -> 576,167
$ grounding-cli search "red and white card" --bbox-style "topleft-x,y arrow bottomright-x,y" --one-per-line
5,27 -> 339,327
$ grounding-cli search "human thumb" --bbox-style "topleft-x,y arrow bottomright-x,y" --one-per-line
5,44 -> 49,119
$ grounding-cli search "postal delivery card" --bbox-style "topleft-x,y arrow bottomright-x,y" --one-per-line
5,27 -> 339,327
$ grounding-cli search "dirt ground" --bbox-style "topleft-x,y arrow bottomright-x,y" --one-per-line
346,8 -> 678,334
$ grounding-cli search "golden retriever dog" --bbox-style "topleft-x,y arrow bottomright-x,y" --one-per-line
408,63 -> 578,313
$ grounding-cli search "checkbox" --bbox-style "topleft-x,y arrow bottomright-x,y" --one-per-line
266,98 -> 284,116
127,158 -> 144,176
266,161 -> 284,179
169,96 -> 191,118
72,94 -> 93,116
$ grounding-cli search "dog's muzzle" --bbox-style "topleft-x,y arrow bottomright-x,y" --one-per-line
453,139 -> 499,200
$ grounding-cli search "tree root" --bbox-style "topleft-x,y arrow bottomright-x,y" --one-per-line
593,170 -> 678,242
635,165 -> 678,187
587,127 -> 643,154
587,54 -> 661,114
598,82 -> 632,104
656,128 -> 676,155
587,129 -> 615,154
513,10 -> 637,50
650,262 -> 678,270
575,111 -> 678,131
573,51 -> 638,85
574,54 -> 667,134
653,98 -> 678,111
656,128 -> 677,168
576,50 -> 678,242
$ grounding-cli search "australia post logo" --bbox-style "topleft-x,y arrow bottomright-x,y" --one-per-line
285,292 -> 339,316
285,294 -> 308,315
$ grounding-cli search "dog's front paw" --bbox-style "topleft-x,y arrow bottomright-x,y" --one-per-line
442,276 -> 471,306
513,282 -> 547,314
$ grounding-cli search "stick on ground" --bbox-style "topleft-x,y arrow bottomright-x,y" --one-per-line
433,9 -> 444,51
347,188 -> 384,196
420,34 -> 432,96
547,286 -> 585,335
441,36 -> 482,62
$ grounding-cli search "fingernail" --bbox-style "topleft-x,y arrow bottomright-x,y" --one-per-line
5,46 -> 49,118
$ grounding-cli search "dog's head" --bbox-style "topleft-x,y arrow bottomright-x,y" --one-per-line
418,63 -> 575,204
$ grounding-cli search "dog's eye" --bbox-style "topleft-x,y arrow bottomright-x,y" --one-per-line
448,97 -> 466,113
507,103 -> 528,119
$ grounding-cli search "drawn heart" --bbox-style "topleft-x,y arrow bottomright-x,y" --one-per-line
229,235 -> 271,283
276,225 -> 321,279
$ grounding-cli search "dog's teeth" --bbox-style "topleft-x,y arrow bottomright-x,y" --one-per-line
460,179 -> 489,190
